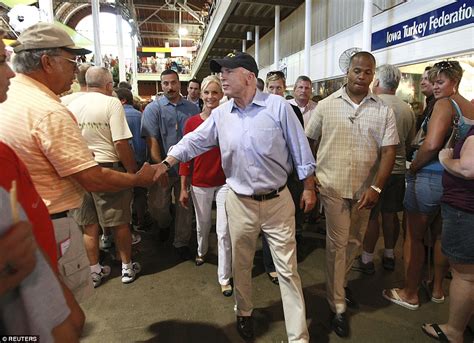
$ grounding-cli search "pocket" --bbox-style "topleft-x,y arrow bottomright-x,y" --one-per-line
250,127 -> 281,155
58,223 -> 92,301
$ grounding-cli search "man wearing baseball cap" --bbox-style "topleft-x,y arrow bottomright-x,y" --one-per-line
153,52 -> 316,342
0,22 -> 157,333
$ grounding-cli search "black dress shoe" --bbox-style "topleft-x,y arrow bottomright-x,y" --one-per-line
344,287 -> 359,309
175,246 -> 191,261
236,316 -> 254,340
267,273 -> 279,285
331,312 -> 349,337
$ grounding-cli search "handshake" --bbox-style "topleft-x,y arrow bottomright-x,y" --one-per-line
134,160 -> 174,188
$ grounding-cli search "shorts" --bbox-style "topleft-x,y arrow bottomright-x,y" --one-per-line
370,174 -> 405,219
403,170 -> 443,215
71,166 -> 132,227
53,216 -> 93,302
441,203 -> 474,264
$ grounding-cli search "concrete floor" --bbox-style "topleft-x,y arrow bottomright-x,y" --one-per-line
79,221 -> 472,343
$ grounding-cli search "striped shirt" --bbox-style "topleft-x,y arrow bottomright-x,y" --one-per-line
0,74 -> 97,214
305,86 -> 399,199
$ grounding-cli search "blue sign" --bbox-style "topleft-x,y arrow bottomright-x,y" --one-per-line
372,0 -> 474,51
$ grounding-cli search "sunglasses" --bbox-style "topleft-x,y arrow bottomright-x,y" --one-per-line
266,70 -> 285,79
433,60 -> 459,71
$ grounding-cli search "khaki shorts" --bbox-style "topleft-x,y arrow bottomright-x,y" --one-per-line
71,166 -> 132,228
53,216 -> 93,302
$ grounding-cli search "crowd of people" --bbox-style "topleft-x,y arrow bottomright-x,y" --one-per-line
0,22 -> 473,343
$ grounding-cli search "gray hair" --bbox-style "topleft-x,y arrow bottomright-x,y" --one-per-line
375,64 -> 401,91
86,66 -> 112,88
12,48 -> 62,74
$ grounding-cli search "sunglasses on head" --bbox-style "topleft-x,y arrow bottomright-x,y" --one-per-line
266,70 -> 285,78
434,61 -> 459,71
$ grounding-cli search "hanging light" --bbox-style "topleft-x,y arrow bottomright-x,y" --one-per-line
178,27 -> 188,36
246,31 -> 252,41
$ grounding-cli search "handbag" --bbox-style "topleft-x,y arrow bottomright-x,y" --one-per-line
411,98 -> 461,149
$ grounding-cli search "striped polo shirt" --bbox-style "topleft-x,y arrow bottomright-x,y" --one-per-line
0,74 -> 97,214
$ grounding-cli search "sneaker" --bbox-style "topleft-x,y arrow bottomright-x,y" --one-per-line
121,262 -> 141,284
91,265 -> 111,288
132,233 -> 142,245
351,256 -> 375,275
382,256 -> 395,271
195,255 -> 205,266
99,234 -> 113,250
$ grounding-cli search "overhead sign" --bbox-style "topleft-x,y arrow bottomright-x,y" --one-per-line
372,0 -> 474,51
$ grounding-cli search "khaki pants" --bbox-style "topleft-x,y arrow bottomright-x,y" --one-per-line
226,187 -> 309,342
53,216 -> 93,302
148,175 -> 192,248
320,194 -> 370,314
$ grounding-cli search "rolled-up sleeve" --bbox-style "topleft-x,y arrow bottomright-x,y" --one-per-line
281,102 -> 316,180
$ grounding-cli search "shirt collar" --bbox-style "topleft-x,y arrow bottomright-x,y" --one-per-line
336,85 -> 379,105
14,73 -> 60,102
158,95 -> 184,106
229,90 -> 266,112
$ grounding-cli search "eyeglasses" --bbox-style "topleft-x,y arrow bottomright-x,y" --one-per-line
266,70 -> 285,79
57,56 -> 78,69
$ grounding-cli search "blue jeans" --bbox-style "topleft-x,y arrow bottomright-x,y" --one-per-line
403,171 -> 443,214
441,203 -> 474,264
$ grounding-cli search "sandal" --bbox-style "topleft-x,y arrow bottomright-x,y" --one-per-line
382,288 -> 419,310
421,324 -> 450,342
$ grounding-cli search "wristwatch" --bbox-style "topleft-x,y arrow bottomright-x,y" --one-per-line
161,160 -> 171,170
370,185 -> 382,194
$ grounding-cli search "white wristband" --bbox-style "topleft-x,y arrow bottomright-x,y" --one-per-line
370,185 -> 382,194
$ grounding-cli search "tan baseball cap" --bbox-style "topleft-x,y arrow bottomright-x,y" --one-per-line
12,22 -> 91,55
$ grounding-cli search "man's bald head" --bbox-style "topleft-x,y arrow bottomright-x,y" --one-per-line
86,66 -> 113,95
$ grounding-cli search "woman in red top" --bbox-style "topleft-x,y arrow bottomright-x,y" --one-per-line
179,75 -> 232,296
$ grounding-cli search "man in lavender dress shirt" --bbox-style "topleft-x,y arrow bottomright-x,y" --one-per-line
152,52 -> 316,342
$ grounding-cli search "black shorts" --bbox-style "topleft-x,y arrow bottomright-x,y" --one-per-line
370,174 -> 405,219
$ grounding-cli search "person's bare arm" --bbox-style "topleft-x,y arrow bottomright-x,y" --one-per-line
439,136 -> 474,179
114,139 -> 138,173
410,99 -> 453,173
300,177 -> 317,213
358,145 -> 396,210
72,163 -> 155,192
0,222 -> 36,295
146,137 -> 163,163
179,175 -> 190,209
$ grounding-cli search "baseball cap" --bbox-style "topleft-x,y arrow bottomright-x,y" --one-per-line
210,52 -> 259,76
11,22 -> 91,55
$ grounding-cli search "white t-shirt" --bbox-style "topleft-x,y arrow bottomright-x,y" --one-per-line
68,92 -> 132,163
60,91 -> 86,106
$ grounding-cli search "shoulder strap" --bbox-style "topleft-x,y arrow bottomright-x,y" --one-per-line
449,98 -> 462,124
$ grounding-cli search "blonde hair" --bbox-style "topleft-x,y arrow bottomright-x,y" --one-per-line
201,74 -> 222,93
428,60 -> 463,87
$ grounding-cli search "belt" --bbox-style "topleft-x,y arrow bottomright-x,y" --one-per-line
50,211 -> 69,220
237,184 -> 286,202
99,162 -> 124,168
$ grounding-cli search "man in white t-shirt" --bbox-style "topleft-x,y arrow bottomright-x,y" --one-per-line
68,66 -> 141,286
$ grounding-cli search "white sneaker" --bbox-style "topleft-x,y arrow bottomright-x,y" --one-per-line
132,233 -> 141,245
99,234 -> 113,250
121,262 -> 141,284
91,265 -> 111,288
